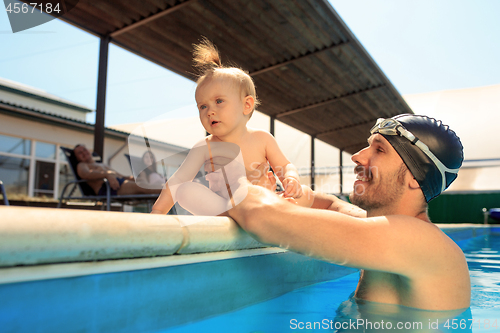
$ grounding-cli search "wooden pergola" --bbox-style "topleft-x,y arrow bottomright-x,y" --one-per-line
40,0 -> 413,190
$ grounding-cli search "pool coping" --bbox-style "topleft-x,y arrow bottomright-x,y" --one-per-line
1,206 -> 498,286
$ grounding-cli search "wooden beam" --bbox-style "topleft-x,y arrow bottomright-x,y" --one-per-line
276,84 -> 385,119
249,40 -> 348,76
110,0 -> 196,38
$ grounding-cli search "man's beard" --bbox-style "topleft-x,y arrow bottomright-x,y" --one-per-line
349,164 -> 408,212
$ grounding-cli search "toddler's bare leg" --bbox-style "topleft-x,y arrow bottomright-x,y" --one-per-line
176,182 -> 231,216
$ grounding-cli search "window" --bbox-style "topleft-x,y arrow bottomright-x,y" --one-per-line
0,134 -> 31,155
35,141 -> 56,159
33,142 -> 57,198
0,134 -> 72,200
34,160 -> 55,198
0,134 -> 31,198
0,155 -> 30,196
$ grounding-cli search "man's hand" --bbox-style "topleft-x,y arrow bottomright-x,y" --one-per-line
106,174 -> 121,190
228,182 -> 288,231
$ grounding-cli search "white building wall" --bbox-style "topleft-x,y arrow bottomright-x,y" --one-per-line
0,90 -> 88,121
404,84 -> 500,192
0,113 -> 131,172
0,112 -> 191,201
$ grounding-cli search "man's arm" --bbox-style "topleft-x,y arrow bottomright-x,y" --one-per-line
229,185 -> 448,277
76,162 -> 116,180
76,162 -> 121,189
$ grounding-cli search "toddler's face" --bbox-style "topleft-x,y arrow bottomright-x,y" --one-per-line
195,77 -> 248,137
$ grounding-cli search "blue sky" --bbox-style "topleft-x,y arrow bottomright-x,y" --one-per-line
1,0 -> 499,126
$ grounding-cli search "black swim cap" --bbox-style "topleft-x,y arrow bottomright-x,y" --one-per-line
378,114 -> 463,202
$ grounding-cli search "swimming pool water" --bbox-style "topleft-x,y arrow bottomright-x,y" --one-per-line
465,232 -> 500,333
162,230 -> 500,333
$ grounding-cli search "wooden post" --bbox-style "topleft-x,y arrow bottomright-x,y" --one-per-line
339,149 -> 343,194
270,115 -> 275,136
311,136 -> 315,191
93,36 -> 110,158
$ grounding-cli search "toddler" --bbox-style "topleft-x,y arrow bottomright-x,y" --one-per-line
152,39 -> 314,216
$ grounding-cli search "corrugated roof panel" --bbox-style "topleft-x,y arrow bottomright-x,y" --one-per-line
30,0 -> 413,154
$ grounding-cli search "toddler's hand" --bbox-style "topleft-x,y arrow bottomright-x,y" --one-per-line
278,192 -> 298,205
282,177 -> 303,198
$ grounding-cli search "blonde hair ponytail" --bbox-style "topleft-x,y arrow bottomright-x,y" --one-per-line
193,37 -> 222,72
192,37 -> 260,113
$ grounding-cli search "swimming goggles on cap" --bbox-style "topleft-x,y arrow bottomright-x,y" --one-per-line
370,118 -> 460,193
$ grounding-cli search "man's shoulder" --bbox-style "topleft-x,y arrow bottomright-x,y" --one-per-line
379,214 -> 452,247
388,214 -> 463,256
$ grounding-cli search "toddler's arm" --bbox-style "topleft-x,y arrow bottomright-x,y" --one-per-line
151,186 -> 174,214
151,140 -> 208,214
259,131 -> 303,198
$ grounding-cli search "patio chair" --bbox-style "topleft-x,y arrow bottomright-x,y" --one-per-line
0,180 -> 9,206
57,147 -> 160,211
124,153 -> 176,215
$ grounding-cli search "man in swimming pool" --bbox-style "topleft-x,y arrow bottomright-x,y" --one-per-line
73,144 -> 161,196
228,114 -> 470,311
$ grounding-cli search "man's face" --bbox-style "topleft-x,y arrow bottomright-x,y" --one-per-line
74,145 -> 91,163
349,134 -> 408,212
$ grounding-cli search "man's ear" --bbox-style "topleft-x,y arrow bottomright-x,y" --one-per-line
409,178 -> 420,189
243,95 -> 255,115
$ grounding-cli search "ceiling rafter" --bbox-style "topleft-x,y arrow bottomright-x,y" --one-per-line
33,0 -> 414,155
276,84 -> 385,119
110,0 -> 196,38
249,40 -> 349,76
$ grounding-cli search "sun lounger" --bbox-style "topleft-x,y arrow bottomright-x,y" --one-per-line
57,147 -> 159,211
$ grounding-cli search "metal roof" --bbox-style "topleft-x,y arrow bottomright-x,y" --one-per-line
44,0 -> 413,154
0,100 -> 128,140
0,78 -> 93,113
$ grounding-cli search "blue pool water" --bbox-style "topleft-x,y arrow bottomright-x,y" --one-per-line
465,232 -> 500,333
163,230 -> 500,333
